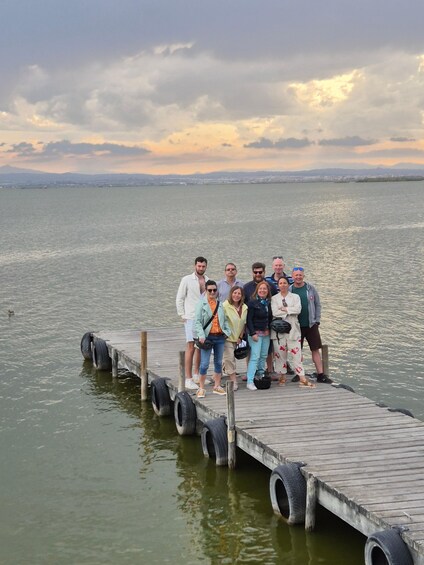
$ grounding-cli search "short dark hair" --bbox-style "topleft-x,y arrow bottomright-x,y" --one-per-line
195,256 -> 208,265
251,262 -> 265,271
278,275 -> 290,284
205,279 -> 217,288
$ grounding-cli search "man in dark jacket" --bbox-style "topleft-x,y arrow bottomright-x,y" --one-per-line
244,262 -> 277,302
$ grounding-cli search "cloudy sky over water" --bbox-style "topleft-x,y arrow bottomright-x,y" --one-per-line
1,0 -> 424,174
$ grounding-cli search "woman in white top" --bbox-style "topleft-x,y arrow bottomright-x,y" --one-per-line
223,286 -> 248,391
271,276 -> 315,387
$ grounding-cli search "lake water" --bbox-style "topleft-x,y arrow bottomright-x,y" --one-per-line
1,181 -> 423,564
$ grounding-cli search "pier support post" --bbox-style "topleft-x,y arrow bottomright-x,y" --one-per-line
111,348 -> 119,378
140,331 -> 148,401
178,351 -> 185,392
322,344 -> 329,377
226,380 -> 236,469
305,476 -> 317,531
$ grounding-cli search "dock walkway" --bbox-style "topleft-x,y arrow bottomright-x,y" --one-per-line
88,327 -> 424,565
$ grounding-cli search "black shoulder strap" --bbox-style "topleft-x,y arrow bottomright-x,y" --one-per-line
203,301 -> 220,330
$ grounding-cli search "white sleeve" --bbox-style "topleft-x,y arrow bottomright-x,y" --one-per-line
176,277 -> 187,316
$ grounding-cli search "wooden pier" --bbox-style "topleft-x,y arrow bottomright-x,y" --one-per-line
82,327 -> 424,565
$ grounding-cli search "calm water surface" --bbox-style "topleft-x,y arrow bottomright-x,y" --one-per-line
1,181 -> 423,564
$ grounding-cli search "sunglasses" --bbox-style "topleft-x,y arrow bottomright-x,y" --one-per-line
272,256 -> 283,260
253,270 -> 264,275
207,288 -> 217,292
292,267 -> 304,272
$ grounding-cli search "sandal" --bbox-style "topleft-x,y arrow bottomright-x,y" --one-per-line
299,378 -> 316,388
278,375 -> 286,386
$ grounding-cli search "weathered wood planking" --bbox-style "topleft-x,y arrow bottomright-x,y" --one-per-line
92,329 -> 424,564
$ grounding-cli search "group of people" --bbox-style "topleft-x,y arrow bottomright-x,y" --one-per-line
176,256 -> 332,398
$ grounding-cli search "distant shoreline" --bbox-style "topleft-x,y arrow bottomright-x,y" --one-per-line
1,174 -> 424,189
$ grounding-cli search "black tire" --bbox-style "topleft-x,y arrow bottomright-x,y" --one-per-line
201,418 -> 228,466
269,463 -> 306,525
388,407 -> 414,418
80,332 -> 93,361
92,338 -> 111,371
336,383 -> 355,393
151,378 -> 172,417
364,529 -> 413,565
174,391 -> 197,435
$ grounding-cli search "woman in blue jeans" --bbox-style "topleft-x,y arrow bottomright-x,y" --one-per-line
194,280 -> 231,398
246,281 -> 273,390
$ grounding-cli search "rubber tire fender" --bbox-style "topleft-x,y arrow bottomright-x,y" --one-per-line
174,391 -> 197,435
269,463 -> 307,525
151,378 -> 172,417
80,332 -> 93,361
201,417 -> 228,466
364,529 -> 413,565
92,338 -> 112,371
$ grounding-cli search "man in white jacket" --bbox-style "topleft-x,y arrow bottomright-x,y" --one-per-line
176,256 -> 208,389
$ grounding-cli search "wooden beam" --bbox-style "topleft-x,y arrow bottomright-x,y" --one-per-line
140,331 -> 148,401
322,344 -> 329,376
178,350 -> 185,392
227,380 -> 236,469
305,476 -> 317,531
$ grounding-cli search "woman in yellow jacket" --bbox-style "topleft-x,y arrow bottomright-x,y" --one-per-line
223,286 -> 248,390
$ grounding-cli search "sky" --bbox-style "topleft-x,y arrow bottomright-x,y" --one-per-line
1,0 -> 424,174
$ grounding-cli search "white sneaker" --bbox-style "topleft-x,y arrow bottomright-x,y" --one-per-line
246,383 -> 257,391
204,377 -> 213,385
192,374 -> 200,384
185,378 -> 199,390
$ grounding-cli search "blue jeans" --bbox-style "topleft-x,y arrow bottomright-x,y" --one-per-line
199,334 -> 226,375
247,334 -> 270,383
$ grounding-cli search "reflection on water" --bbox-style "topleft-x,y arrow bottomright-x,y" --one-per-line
82,363 -> 364,564
1,181 -> 423,563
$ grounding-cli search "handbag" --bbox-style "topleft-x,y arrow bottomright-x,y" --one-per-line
270,318 -> 291,335
194,301 -> 220,350
234,339 -> 249,360
194,338 -> 213,350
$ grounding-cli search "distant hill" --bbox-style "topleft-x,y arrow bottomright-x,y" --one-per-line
1,164 -> 424,187
0,165 -> 48,174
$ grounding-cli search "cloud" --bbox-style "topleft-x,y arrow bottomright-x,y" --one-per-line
6,140 -> 150,159
1,1 -> 424,172
390,136 -> 416,142
318,136 -> 377,147
245,137 -> 313,149
6,142 -> 37,154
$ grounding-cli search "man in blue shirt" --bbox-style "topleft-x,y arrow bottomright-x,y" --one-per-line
217,263 -> 244,302
265,256 -> 293,292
